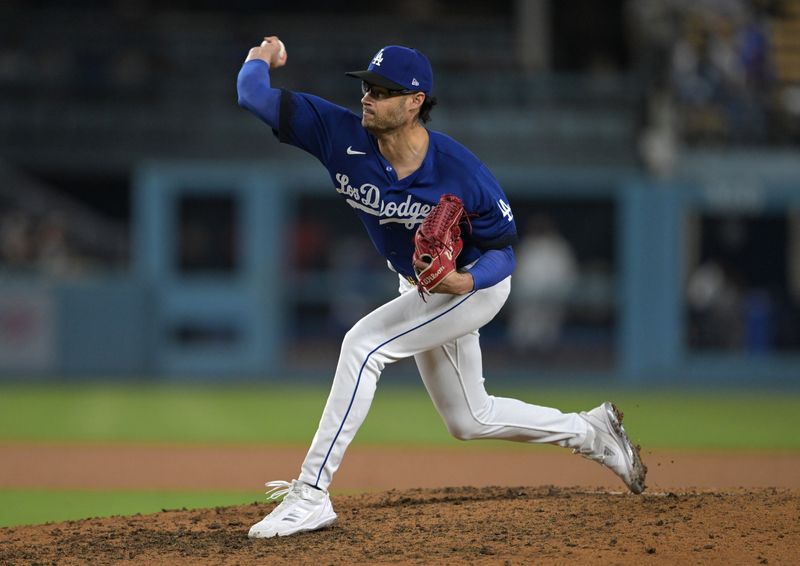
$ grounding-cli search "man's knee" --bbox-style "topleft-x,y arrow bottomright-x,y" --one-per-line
443,398 -> 496,440
445,417 -> 486,441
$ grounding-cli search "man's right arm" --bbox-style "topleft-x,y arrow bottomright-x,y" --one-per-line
237,36 -> 287,128
237,59 -> 280,128
236,36 -> 353,163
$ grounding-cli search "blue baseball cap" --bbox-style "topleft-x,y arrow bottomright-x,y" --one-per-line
346,45 -> 433,94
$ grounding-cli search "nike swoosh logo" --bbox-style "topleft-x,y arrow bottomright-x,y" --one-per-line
347,146 -> 366,155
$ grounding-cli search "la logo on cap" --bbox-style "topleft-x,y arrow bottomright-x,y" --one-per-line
371,49 -> 384,67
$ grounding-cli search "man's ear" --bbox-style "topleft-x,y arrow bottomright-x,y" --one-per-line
408,92 -> 425,113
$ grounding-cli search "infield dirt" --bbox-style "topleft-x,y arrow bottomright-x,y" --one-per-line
2,485 -> 799,565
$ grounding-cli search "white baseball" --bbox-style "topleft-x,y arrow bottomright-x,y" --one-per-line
277,40 -> 286,60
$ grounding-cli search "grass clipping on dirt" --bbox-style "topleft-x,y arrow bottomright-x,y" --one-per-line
1,486 -> 797,565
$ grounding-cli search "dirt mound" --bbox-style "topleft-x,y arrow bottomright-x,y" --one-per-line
1,486 -> 798,565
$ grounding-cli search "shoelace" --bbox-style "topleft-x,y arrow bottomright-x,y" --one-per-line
264,480 -> 293,500
265,479 -> 320,505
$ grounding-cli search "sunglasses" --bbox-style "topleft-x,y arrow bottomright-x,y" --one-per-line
361,81 -> 417,100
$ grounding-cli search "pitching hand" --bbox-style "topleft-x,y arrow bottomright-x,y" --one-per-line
245,36 -> 287,68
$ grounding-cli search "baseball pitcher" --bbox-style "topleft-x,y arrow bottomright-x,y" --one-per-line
237,37 -> 646,538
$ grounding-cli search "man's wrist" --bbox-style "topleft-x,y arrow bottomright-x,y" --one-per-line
457,270 -> 475,294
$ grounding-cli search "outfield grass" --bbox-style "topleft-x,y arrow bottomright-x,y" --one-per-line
0,490 -> 257,528
0,383 -> 798,450
0,384 -> 800,450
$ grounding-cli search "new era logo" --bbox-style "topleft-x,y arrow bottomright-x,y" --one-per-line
411,78 -> 419,86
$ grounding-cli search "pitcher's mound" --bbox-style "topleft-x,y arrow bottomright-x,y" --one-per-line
1,486 -> 797,565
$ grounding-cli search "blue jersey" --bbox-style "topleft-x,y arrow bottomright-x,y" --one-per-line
238,60 -> 517,286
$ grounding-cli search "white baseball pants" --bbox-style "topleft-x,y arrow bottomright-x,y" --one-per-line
299,275 -> 590,490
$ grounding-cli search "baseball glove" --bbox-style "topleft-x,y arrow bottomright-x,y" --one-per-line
413,194 -> 468,297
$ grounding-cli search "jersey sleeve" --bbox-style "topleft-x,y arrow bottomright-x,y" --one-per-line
465,246 -> 516,290
237,60 -> 281,128
237,59 -> 354,164
466,165 -> 518,250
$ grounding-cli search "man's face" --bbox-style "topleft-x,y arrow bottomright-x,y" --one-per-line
360,83 -> 422,133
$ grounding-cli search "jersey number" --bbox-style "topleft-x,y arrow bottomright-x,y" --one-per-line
498,199 -> 514,222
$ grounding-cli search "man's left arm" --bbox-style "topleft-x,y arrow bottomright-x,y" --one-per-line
459,165 -> 518,292
463,246 -> 515,290
422,170 -> 517,295
418,245 -> 515,295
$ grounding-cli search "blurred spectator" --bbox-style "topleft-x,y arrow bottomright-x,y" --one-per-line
632,0 -> 781,147
509,215 -> 578,351
0,205 -> 109,278
687,259 -> 745,350
638,86 -> 678,177
34,212 -> 76,277
0,210 -> 34,267
744,289 -> 775,352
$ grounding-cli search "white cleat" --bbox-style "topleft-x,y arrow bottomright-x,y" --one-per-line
574,402 -> 647,494
248,479 -> 337,538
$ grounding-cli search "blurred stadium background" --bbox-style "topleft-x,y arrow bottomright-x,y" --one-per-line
2,0 -> 800,385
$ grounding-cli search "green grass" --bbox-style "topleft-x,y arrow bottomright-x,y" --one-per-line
487,389 -> 800,451
0,490 -> 258,528
0,384 -> 328,444
1,383 -> 798,450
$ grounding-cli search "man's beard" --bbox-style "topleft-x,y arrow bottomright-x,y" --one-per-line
362,116 -> 392,134
363,120 -> 392,135
362,109 -> 404,134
